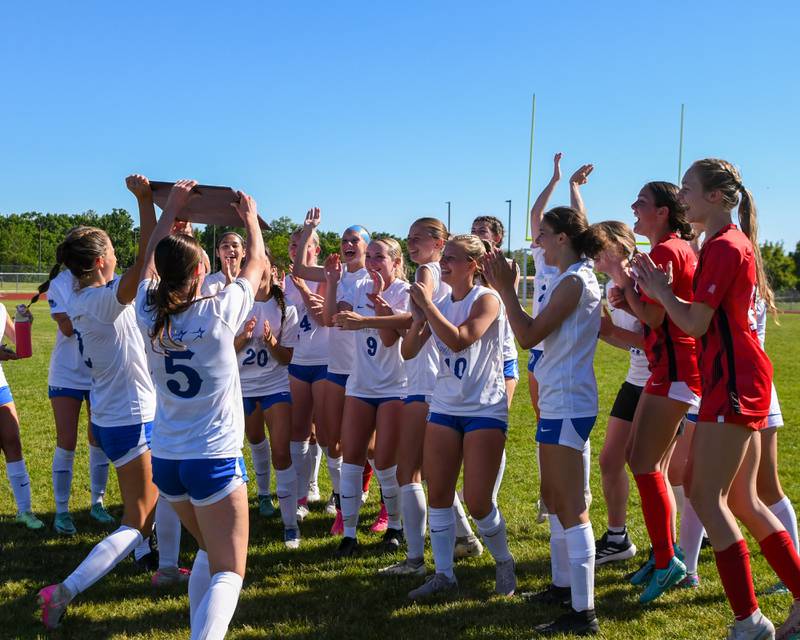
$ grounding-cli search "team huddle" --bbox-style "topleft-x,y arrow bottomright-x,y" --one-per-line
0,154 -> 798,638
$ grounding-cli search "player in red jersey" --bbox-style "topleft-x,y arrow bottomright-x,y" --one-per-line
607,181 -> 698,602
634,158 -> 800,639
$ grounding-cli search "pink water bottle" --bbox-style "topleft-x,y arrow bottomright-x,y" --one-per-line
14,305 -> 32,358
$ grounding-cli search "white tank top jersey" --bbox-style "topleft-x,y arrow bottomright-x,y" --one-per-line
237,297 -> 300,397
535,260 -> 601,420
327,267 -> 371,375
429,286 -> 508,421
0,304 -> 8,389
605,280 -> 650,387
530,246 -> 559,351
47,269 -> 92,389
284,277 -> 329,366
407,262 -> 450,396
200,270 -> 228,297
501,258 -> 519,361
343,277 -> 410,398
67,278 -> 156,427
135,277 -> 255,460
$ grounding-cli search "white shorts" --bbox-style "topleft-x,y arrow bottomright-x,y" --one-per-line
767,384 -> 783,429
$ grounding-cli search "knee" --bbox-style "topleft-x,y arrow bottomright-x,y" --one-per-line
463,490 -> 491,520
272,452 -> 291,470
667,464 -> 685,487
756,476 -> 783,507
599,449 -> 623,477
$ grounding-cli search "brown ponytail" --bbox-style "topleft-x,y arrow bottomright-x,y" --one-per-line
644,182 -> 695,240
30,260 -> 63,306
542,207 -> 606,259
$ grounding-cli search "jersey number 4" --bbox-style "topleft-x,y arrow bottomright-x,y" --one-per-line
165,350 -> 203,398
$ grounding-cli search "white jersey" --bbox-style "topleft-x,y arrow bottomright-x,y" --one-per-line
135,277 -> 255,460
429,286 -> 507,421
755,297 -> 783,423
501,259 -> 519,361
47,270 -> 92,390
343,278 -> 410,398
530,246 -> 559,351
605,280 -> 650,387
328,267 -> 371,375
237,298 -> 299,397
0,304 -> 8,388
67,278 -> 156,427
535,260 -> 601,419
200,271 -> 228,297
284,277 -> 329,366
406,262 -> 450,396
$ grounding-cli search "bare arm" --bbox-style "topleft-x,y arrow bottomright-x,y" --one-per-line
569,164 -> 593,215
4,314 -> 15,343
401,301 -> 431,359
119,174 -> 159,304
234,194 -> 268,295
530,152 -> 562,240
51,312 -> 74,337
263,319 -> 293,366
292,208 -> 326,282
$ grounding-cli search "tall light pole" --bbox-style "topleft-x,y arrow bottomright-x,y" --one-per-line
445,201 -> 451,231
505,200 -> 512,254
37,219 -> 43,272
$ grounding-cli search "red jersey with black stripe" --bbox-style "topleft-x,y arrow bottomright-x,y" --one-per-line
640,233 -> 700,388
693,224 -> 773,419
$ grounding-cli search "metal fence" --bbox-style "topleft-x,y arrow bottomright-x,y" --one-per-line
0,272 -> 49,292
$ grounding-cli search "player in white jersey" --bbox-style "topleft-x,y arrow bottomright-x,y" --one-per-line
0,304 -> 45,530
38,175 -> 189,629
235,250 -> 301,548
328,237 -> 411,558
485,206 -> 605,635
201,231 -> 245,296
135,182 -> 267,639
403,235 -> 515,601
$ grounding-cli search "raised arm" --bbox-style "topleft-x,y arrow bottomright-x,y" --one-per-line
292,208 -> 326,282
401,300 -> 431,360
233,192 -> 268,295
569,164 -> 594,215
118,174 -> 160,303
322,254 -> 344,326
530,152 -> 562,240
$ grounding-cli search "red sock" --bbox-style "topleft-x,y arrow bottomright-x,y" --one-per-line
362,461 -> 373,493
634,472 -> 674,569
714,539 -> 758,621
759,530 -> 800,599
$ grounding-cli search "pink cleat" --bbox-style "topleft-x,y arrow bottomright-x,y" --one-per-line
370,503 -> 389,533
330,510 -> 344,536
38,583 -> 71,629
151,567 -> 191,587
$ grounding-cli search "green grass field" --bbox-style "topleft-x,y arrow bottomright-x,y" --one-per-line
1,301 -> 798,639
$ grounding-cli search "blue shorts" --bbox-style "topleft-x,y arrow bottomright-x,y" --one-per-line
91,422 -> 152,468
404,394 -> 430,405
527,349 -> 543,373
350,395 -> 402,408
288,364 -> 328,384
48,386 -> 90,402
152,456 -> 248,506
428,412 -> 507,435
536,416 -> 596,451
0,385 -> 13,407
243,392 -> 292,416
503,359 -> 520,380
326,372 -> 349,387
686,413 -> 699,423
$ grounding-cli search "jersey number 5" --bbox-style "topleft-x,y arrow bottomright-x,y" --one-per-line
165,349 -> 203,398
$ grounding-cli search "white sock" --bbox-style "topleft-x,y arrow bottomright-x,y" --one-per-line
63,526 -> 142,598
401,483 -> 427,560
188,550 -> 211,629
375,466 -> 401,529
770,496 -> 800,552
549,515 -> 570,588
475,505 -> 512,563
311,442 -> 322,486
452,493 -> 473,538
491,449 -> 507,506
429,506 -> 456,579
275,466 -> 298,529
134,536 -> 152,561
249,439 -> 271,496
680,498 -> 704,575
341,462 -> 363,538
155,499 -> 182,570
327,454 -> 343,495
89,445 -> 110,506
52,447 -> 75,514
6,459 -> 32,514
582,440 -> 592,509
290,440 -> 311,501
190,571 -> 243,640
673,484 -> 685,516
565,522 -> 595,612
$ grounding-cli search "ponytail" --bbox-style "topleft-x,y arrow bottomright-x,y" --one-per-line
643,181 -> 695,240
542,207 -> 607,259
30,261 -> 63,306
270,282 -> 287,337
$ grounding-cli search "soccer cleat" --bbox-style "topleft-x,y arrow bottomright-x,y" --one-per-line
296,502 -> 310,522
764,581 -> 789,596
776,599 -> 800,640
258,494 -> 277,518
639,555 -> 687,604
38,583 -> 71,629
330,510 -> 344,536
284,527 -> 301,550
536,498 -> 549,524
533,608 -> 600,636
361,490 -> 370,505
627,547 -> 655,585
334,536 -> 359,559
379,557 -> 427,577
454,534 -> 484,559
370,503 -> 389,533
522,583 -> 572,607
408,572 -> 458,600
307,481 -> 321,503
151,567 -> 191,587
595,530 -> 637,565
89,503 -> 115,525
677,572 -> 700,589
54,512 -> 77,536
325,492 -> 338,516
726,608 -> 775,639
134,550 -> 160,573
381,528 -> 404,553
16,511 -> 45,530
495,557 -> 516,596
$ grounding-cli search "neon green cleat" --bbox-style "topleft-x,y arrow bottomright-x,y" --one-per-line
89,503 -> 115,525
16,511 -> 45,530
54,512 -> 77,536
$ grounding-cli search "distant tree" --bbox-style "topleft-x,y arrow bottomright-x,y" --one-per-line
791,241 -> 800,291
761,241 -> 798,292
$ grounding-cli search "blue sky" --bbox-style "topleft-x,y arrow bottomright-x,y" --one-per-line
2,2 -> 798,249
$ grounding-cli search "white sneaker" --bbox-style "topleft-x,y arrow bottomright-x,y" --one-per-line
776,600 -> 800,640
361,490 -> 369,505
296,504 -> 310,522
408,572 -> 458,600
379,557 -> 426,577
324,492 -> 337,516
454,534 -> 484,559
307,481 -> 322,503
727,608 -> 775,639
536,498 -> 549,524
284,527 -> 301,550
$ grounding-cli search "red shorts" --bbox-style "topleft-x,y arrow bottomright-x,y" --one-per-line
696,411 -> 768,431
643,377 -> 701,410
